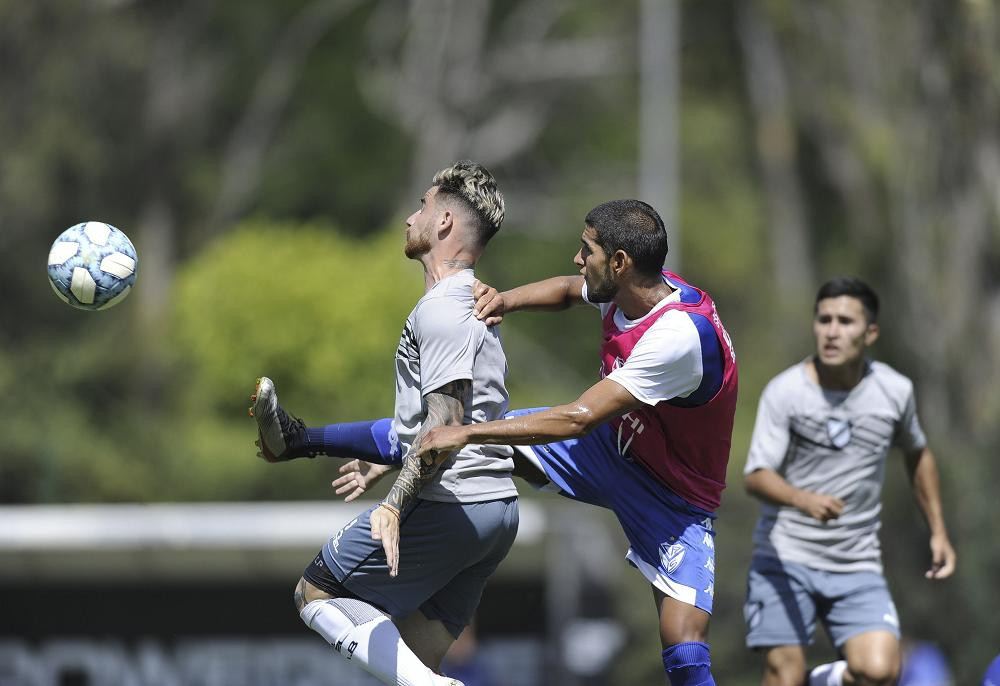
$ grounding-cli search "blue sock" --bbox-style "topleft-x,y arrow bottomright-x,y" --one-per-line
662,642 -> 714,686
304,418 -> 402,464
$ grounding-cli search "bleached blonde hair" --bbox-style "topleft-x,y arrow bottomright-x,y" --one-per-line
432,160 -> 505,243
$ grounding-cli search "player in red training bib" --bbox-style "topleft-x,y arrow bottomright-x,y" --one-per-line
254,199 -> 737,685
413,199 -> 737,685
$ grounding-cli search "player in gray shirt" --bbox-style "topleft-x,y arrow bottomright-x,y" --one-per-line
743,277 -> 956,686
250,161 -> 516,686
391,267 -> 517,504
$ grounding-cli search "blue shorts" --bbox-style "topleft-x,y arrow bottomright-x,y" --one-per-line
310,497 -> 518,638
509,409 -> 717,613
744,555 -> 901,649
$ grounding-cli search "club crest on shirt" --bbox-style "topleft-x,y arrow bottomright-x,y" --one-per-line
826,418 -> 852,449
659,542 -> 686,574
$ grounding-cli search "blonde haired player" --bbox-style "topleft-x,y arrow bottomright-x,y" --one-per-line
253,161 -> 514,686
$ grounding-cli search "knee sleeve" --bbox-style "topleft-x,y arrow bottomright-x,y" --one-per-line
662,641 -> 715,686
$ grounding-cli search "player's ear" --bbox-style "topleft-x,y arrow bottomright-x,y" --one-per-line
437,209 -> 454,239
611,249 -> 628,276
864,322 -> 879,346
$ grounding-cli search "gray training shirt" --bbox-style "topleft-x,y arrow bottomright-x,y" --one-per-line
393,269 -> 517,503
744,359 -> 927,574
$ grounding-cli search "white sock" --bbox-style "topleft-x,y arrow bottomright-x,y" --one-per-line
808,660 -> 848,686
300,598 -> 454,686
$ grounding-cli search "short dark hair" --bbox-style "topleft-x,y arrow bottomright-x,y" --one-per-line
432,160 -> 504,246
584,199 -> 668,279
814,277 -> 880,323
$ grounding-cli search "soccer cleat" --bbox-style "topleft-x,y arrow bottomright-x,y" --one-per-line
249,377 -> 313,462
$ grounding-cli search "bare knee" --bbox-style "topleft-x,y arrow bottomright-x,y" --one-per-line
760,647 -> 806,686
294,577 -> 332,612
293,577 -> 309,612
846,654 -> 899,686
843,631 -> 900,686
654,589 -> 710,646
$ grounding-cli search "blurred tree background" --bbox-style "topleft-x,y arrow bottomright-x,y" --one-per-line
1,0 -> 998,683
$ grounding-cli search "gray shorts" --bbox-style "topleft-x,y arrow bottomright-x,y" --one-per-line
744,555 -> 901,650
312,497 -> 518,638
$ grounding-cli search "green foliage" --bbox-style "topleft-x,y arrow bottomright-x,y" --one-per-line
166,220 -> 422,496
0,220 -> 427,503
0,333 -> 162,503
171,220 -> 421,418
2,0 -> 998,680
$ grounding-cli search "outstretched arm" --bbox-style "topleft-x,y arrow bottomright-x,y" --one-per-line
412,377 -> 644,460
904,446 -> 956,579
369,379 -> 470,576
473,276 -> 585,325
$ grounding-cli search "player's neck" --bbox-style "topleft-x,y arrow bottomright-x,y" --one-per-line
419,254 -> 476,291
615,281 -> 675,320
810,356 -> 866,391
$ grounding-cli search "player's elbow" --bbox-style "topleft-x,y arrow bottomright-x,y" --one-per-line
562,404 -> 601,436
743,470 -> 765,498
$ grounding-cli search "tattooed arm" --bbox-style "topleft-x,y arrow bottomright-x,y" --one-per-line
370,379 -> 470,576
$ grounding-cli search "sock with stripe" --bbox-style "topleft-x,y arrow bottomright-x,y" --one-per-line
303,417 -> 402,464
300,597 -> 453,685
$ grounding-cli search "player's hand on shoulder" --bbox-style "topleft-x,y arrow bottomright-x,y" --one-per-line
473,279 -> 505,326
926,531 -> 956,579
331,460 -> 394,503
792,490 -> 844,522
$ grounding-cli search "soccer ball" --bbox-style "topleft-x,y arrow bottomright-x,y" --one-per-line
47,221 -> 138,310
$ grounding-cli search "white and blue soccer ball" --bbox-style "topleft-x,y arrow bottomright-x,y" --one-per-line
47,221 -> 138,310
